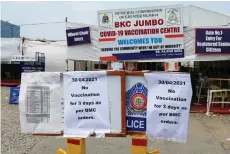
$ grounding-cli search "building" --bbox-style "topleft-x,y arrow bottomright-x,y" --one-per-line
1,20 -> 20,38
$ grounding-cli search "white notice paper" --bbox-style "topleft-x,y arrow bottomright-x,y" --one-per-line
63,71 -> 110,138
144,73 -> 192,143
19,72 -> 62,134
111,62 -> 123,70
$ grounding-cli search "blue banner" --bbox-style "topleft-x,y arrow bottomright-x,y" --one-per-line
126,82 -> 147,132
9,87 -> 20,104
66,27 -> 91,46
195,28 -> 230,54
113,49 -> 184,60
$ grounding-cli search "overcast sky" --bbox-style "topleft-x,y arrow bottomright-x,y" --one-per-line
1,1 -> 230,40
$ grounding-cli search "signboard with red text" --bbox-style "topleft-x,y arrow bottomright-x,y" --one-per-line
98,5 -> 184,61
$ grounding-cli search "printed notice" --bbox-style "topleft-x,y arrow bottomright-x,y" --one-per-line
19,72 -> 63,134
63,71 -> 110,138
144,73 -> 192,143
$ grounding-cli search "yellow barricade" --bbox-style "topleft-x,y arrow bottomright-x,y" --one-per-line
66,138 -> 86,154
57,137 -> 159,154
56,148 -> 67,154
131,136 -> 160,154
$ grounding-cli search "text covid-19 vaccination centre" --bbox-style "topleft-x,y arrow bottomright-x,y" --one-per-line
1,5 -> 230,112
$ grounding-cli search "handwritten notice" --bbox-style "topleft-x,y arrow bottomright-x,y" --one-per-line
63,71 -> 110,138
144,73 -> 192,143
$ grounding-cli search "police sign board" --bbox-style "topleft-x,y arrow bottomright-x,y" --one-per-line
66,27 -> 91,46
98,5 -> 184,60
126,81 -> 147,132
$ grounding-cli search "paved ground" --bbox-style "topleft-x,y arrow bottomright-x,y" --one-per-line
1,86 -> 230,154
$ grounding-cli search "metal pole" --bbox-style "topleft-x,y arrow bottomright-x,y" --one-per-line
78,61 -> 81,71
99,61 -> 101,69
21,37 -> 25,55
85,61 -> 88,71
91,61 -> 93,71
66,60 -> 69,72
74,60 -> 77,71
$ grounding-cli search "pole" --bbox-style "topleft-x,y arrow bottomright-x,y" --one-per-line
78,61 -> 81,71
85,61 -> 88,71
74,60 -> 77,71
91,61 -> 93,71
66,60 -> 69,72
99,61 -> 101,69
21,37 -> 25,55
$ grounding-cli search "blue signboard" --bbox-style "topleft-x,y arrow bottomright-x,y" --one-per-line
9,87 -> 20,104
126,82 -> 147,132
20,61 -> 45,72
11,61 -> 45,72
195,28 -> 230,54
66,27 -> 91,46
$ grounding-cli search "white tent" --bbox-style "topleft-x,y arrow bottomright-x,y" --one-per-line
1,38 -> 22,62
22,40 -> 69,72
183,5 -> 230,27
1,39 -> 70,72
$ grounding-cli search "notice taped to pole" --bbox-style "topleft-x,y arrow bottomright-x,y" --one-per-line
63,71 -> 110,138
144,72 -> 192,143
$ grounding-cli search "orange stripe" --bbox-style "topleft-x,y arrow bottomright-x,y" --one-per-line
99,38 -> 116,42
67,139 -> 80,145
100,56 -> 117,61
132,138 -> 147,146
165,34 -> 184,38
